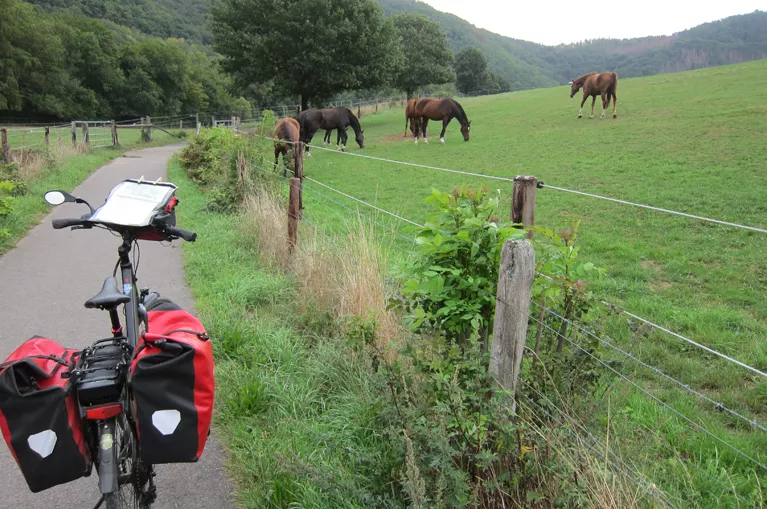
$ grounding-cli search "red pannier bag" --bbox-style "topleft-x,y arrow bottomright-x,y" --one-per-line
131,298 -> 214,464
0,337 -> 90,492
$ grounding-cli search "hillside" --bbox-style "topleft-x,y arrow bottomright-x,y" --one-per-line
379,0 -> 767,88
25,0 -> 214,44
23,0 -> 767,91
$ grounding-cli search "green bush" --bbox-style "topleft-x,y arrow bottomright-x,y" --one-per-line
179,127 -> 270,212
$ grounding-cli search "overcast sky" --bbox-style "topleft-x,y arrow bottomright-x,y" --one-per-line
419,1 -> 765,46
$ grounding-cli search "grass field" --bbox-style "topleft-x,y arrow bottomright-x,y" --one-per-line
247,60 -> 767,506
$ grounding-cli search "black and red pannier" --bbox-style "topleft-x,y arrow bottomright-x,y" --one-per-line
131,298 -> 214,464
0,337 -> 91,493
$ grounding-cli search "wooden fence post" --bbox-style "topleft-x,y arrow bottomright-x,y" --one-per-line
288,178 -> 301,254
71,122 -> 77,147
82,122 -> 90,147
44,127 -> 50,147
490,239 -> 535,414
146,116 -> 151,141
179,120 -> 183,130
1,128 -> 10,164
294,141 -> 304,215
511,175 -> 538,239
196,113 -> 200,134
111,120 -> 118,146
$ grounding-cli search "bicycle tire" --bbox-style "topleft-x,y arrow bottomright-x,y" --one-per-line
103,413 -> 155,509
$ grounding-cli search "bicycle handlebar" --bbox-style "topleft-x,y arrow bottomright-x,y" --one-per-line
51,219 -> 197,242
52,218 -> 88,229
164,226 -> 197,242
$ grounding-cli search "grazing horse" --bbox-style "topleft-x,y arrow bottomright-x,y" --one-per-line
272,117 -> 299,176
569,72 -> 618,119
404,98 -> 419,137
298,107 -> 364,156
413,98 -> 471,144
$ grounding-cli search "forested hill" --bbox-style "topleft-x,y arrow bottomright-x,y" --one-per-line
24,0 -> 767,90
25,0 -> 214,44
379,0 -> 767,89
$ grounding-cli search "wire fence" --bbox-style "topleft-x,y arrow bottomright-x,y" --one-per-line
230,125 -> 767,505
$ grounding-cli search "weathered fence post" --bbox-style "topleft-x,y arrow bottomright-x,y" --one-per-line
179,120 -> 183,130
82,122 -> 90,147
44,127 -> 50,147
511,175 -> 538,239
294,141 -> 304,215
1,128 -> 10,164
490,239 -> 535,414
196,113 -> 201,134
288,178 -> 301,254
111,120 -> 118,146
145,116 -> 151,141
71,122 -> 77,147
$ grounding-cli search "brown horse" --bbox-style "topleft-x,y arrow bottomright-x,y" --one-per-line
569,72 -> 618,119
272,117 -> 299,176
413,98 -> 471,144
404,98 -> 419,137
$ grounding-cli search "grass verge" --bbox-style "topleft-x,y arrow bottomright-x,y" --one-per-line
168,158 -> 404,508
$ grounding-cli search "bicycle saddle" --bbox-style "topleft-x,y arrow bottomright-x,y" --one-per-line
85,277 -> 131,309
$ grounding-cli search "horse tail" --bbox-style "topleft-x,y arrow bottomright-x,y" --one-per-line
609,72 -> 618,95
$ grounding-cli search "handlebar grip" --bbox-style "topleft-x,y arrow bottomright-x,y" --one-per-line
165,226 -> 197,242
52,218 -> 86,229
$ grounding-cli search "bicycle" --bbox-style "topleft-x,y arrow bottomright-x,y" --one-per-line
42,180 -> 197,509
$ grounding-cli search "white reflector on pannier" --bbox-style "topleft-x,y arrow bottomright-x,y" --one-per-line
27,430 -> 57,458
152,410 -> 181,435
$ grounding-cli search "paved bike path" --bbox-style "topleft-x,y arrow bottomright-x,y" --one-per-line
0,144 -> 235,509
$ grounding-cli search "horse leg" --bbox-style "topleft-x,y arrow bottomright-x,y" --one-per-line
590,96 -> 596,119
404,116 -> 409,137
422,119 -> 429,143
440,118 -> 449,144
414,117 -> 420,144
305,130 -> 316,158
579,95 -> 587,118
341,128 -> 348,152
600,93 -> 609,119
612,92 -> 618,119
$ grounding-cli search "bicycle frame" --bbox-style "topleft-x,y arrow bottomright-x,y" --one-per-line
82,232 -> 155,508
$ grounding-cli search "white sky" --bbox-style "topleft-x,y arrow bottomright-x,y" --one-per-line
419,0 -> 766,46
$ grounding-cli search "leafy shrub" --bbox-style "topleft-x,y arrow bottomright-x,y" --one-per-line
395,185 -> 524,348
380,186 -> 611,507
179,126 -> 272,212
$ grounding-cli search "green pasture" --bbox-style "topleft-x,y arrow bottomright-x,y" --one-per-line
252,60 -> 767,507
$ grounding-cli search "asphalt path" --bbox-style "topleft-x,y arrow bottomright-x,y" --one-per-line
0,144 -> 235,509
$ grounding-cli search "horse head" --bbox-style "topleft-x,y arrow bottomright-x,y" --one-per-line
569,79 -> 581,98
460,120 -> 471,142
355,128 -> 365,149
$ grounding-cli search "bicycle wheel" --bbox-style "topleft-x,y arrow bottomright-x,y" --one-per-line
103,413 -> 155,509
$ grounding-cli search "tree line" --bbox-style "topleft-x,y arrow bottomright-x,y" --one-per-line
211,0 -> 508,110
1,0 -> 248,121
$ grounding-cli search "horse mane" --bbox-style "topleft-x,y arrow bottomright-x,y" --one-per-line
451,99 -> 468,123
344,107 -> 362,136
574,72 -> 597,85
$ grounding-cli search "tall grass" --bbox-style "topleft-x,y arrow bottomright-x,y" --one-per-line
171,151 -> 660,507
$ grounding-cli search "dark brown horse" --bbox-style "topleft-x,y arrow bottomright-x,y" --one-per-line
298,107 -> 364,156
404,98 -> 419,137
272,117 -> 299,175
413,98 -> 471,144
569,72 -> 618,119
